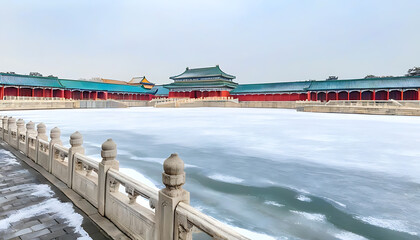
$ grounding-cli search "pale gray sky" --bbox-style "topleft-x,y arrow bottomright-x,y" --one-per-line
0,0 -> 419,84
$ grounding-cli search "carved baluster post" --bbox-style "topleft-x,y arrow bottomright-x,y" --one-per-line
49,127 -> 62,173
7,117 -> 16,144
16,119 -> 25,150
68,131 -> 85,188
25,121 -> 36,156
36,123 -> 48,163
156,153 -> 190,240
98,138 -> 119,216
2,116 -> 8,140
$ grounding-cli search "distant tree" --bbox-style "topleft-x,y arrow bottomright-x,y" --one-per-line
89,77 -> 102,82
406,67 -> 420,76
364,75 -> 378,79
47,75 -> 58,78
326,76 -> 338,80
29,72 -> 42,77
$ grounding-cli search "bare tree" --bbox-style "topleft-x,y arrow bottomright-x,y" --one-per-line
406,67 -> 420,76
29,72 -> 42,77
326,76 -> 338,80
364,75 -> 378,79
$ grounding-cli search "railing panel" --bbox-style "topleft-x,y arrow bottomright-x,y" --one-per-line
27,136 -> 37,161
9,130 -> 18,149
3,129 -> 9,144
37,139 -> 50,170
175,202 -> 250,240
18,133 -> 26,154
51,144 -> 69,184
72,153 -> 99,208
105,169 -> 157,240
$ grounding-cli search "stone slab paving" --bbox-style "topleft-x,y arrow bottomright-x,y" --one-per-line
0,147 -> 110,240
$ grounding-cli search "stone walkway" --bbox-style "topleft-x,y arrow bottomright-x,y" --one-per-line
0,146 -> 110,240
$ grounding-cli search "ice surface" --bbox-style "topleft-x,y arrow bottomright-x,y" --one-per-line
3,108 -> 420,239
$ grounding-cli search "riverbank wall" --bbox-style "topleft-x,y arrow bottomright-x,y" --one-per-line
0,99 -> 154,110
0,115 -> 249,240
1,99 -> 420,116
296,100 -> 420,116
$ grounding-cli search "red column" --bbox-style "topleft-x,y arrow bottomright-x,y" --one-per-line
335,92 -> 338,101
359,91 -> 362,100
0,86 -> 4,100
386,90 -> 389,100
307,92 -> 311,101
372,90 -> 375,101
418,89 -> 420,100
104,92 -> 108,100
31,89 -> 34,97
81,91 -> 84,100
400,90 -> 404,100
315,92 -> 318,101
326,92 -> 329,102
42,88 -> 46,98
347,91 -> 349,100
17,87 -> 20,98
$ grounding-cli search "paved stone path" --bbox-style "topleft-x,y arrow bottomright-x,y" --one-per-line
0,147 -> 110,240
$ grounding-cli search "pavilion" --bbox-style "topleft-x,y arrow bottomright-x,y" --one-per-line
164,65 -> 238,98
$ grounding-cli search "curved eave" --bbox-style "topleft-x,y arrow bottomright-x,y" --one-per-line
169,66 -> 236,80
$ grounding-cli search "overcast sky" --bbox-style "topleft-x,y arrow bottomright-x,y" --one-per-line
0,0 -> 419,84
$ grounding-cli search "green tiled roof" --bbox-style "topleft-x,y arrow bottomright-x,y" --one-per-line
231,76 -> 420,94
58,79 -> 152,93
230,81 -> 311,94
0,73 -> 153,93
152,85 -> 169,96
170,65 -> 236,80
307,76 -> 420,91
164,80 -> 238,89
0,73 -> 62,88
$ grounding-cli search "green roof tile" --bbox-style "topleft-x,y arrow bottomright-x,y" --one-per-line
0,73 -> 153,93
58,79 -> 152,93
170,65 -> 236,80
231,81 -> 311,94
307,76 -> 420,91
0,73 -> 62,88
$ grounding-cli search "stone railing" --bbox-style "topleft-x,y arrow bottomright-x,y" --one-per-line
0,115 -> 249,240
154,97 -> 239,107
3,96 -> 67,101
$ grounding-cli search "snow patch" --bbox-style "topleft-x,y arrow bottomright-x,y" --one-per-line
290,210 -> 326,222
323,197 -> 346,208
228,225 -> 279,240
208,174 -> 244,184
120,168 -> 159,190
0,149 -> 17,158
31,184 -> 54,198
335,231 -> 368,240
0,198 -> 91,239
355,216 -> 418,236
264,201 -> 284,208
3,157 -> 19,166
296,195 -> 312,202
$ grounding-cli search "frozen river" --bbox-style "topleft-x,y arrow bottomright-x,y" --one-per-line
3,107 -> 420,240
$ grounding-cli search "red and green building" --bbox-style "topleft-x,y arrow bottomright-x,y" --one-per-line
165,65 -> 237,98
2,67 -> 420,102
0,73 -> 154,100
165,66 -> 420,101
